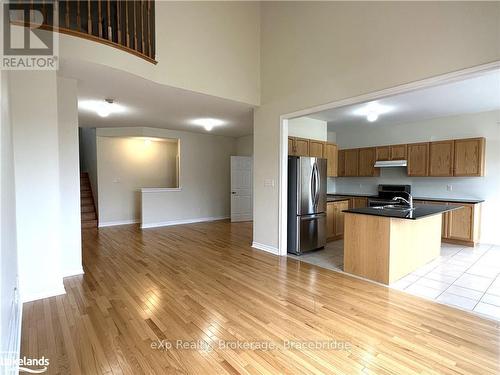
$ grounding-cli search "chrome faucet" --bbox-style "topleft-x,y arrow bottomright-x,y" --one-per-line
392,192 -> 413,209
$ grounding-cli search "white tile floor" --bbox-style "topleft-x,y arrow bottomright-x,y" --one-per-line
288,241 -> 500,321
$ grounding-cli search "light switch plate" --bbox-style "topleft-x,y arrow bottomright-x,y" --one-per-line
264,179 -> 275,187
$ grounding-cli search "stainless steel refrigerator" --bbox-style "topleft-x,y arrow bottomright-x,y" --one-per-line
287,156 -> 327,255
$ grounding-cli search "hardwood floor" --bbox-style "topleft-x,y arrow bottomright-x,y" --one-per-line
21,221 -> 499,374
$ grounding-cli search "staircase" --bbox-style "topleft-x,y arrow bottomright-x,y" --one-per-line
80,172 -> 98,229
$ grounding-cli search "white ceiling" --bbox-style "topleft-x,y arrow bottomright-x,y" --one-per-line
308,70 -> 500,131
59,59 -> 255,137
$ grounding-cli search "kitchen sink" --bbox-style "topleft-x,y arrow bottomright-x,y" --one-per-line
372,205 -> 415,212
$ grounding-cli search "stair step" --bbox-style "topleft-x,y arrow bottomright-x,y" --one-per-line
81,197 -> 93,205
80,190 -> 92,198
82,212 -> 96,221
81,219 -> 97,229
81,205 -> 94,213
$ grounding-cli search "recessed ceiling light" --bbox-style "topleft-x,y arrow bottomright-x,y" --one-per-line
78,99 -> 126,118
353,102 -> 393,122
191,118 -> 225,131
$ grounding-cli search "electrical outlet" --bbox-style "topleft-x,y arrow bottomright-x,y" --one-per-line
447,184 -> 453,191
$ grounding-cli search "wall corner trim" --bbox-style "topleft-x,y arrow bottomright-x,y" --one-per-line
6,288 -> 22,374
251,241 -> 280,255
141,216 -> 229,229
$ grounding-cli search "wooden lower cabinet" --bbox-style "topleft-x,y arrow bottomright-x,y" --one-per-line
415,200 -> 481,246
350,197 -> 368,209
326,200 -> 349,241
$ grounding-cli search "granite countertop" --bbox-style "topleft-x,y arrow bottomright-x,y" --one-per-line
343,204 -> 460,220
327,193 -> 484,204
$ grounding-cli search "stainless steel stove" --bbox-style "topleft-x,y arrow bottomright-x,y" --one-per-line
368,184 -> 412,207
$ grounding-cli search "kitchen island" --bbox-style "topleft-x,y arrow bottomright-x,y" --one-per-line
343,204 -> 459,285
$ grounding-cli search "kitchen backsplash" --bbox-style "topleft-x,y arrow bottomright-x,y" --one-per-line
328,167 -> 487,199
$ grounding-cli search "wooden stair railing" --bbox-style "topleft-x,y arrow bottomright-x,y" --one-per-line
9,0 -> 156,64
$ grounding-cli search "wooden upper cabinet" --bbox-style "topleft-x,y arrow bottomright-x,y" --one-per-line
429,140 -> 454,177
407,143 -> 429,177
309,140 -> 325,158
390,144 -> 407,160
376,146 -> 391,161
338,150 -> 346,177
344,149 -> 359,177
288,137 -> 295,156
358,148 -> 380,177
294,138 -> 309,157
325,143 -> 338,177
454,138 -> 485,177
376,144 -> 407,161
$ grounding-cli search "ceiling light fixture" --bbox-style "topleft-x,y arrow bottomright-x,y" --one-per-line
191,118 -> 225,131
78,98 -> 126,118
353,102 -> 393,123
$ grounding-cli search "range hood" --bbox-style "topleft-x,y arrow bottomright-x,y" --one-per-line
374,160 -> 408,168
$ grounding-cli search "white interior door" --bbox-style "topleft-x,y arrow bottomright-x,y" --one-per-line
231,156 -> 253,222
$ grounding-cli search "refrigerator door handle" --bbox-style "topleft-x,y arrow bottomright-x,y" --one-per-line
314,163 -> 320,209
310,165 -> 316,209
311,162 -> 319,210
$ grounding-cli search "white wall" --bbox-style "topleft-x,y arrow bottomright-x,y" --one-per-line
57,78 -> 83,277
10,71 -> 65,302
0,71 -> 20,359
95,127 -> 235,228
57,2 -> 261,105
254,1 -> 500,251
97,136 -> 179,225
333,110 -> 500,244
235,135 -> 253,156
288,117 -> 327,141
79,127 -> 98,206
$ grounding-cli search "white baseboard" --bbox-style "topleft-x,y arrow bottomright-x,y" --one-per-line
98,219 -> 140,228
252,241 -> 280,255
62,267 -> 84,278
21,285 -> 66,303
231,214 -> 253,222
141,216 -> 229,229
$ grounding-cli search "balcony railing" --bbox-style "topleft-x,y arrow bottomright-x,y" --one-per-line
10,0 -> 156,64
